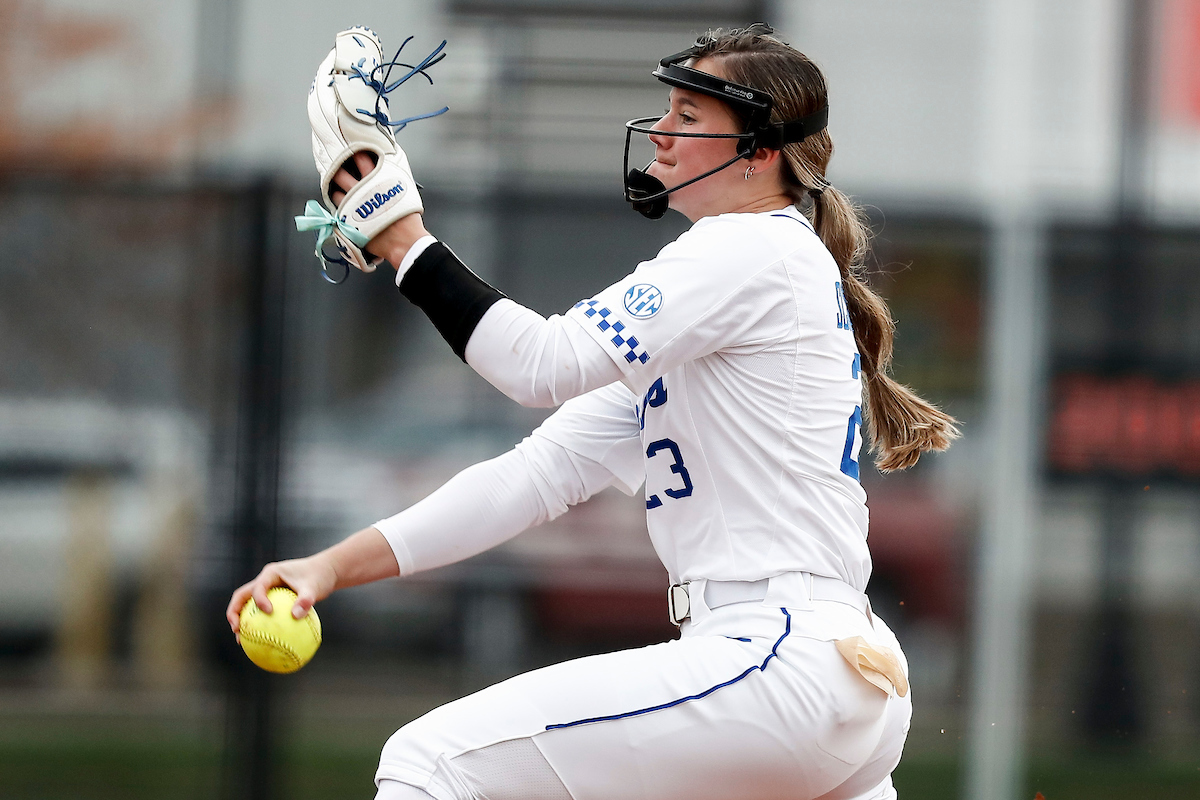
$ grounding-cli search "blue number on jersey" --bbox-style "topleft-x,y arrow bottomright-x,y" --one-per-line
841,406 -> 863,480
637,377 -> 668,430
645,438 -> 693,509
841,354 -> 863,479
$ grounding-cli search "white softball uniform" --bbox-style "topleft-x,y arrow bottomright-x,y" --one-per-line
372,206 -> 909,800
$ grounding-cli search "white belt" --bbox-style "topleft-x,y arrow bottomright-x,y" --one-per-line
667,574 -> 870,626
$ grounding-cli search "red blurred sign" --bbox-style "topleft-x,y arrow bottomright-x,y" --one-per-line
1048,374 -> 1200,475
1162,0 -> 1200,126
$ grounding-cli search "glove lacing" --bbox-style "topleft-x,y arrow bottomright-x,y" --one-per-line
347,36 -> 450,132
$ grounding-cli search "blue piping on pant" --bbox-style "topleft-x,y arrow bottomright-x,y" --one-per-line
545,607 -> 792,730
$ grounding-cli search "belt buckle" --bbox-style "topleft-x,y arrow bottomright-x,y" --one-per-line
668,582 -> 691,626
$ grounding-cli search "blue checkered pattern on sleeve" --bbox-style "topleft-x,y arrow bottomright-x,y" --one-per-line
574,300 -> 650,364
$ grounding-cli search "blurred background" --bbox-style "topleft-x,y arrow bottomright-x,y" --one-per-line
1,0 -> 1199,798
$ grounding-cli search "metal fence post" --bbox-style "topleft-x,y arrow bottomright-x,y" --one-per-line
223,179 -> 288,800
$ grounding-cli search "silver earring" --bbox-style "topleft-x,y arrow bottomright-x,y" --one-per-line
744,166 -> 755,180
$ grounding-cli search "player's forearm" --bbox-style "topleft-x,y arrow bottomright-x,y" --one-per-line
373,437 -> 616,576
318,526 -> 401,592
373,449 -> 549,575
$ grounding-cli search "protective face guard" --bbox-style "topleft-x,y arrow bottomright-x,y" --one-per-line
623,47 -> 830,219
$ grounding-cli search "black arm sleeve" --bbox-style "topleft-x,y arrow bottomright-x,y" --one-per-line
397,242 -> 506,361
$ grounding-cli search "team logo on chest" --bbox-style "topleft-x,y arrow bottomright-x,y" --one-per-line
623,284 -> 663,319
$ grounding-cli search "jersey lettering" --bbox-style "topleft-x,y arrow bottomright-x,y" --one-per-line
623,284 -> 664,319
835,281 -> 852,331
637,377 -> 668,430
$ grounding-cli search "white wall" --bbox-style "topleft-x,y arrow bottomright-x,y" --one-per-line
226,0 -> 445,175
6,0 -> 1200,218
776,0 -> 1126,215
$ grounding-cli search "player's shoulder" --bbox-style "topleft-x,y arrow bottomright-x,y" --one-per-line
720,206 -> 827,257
650,206 -> 827,271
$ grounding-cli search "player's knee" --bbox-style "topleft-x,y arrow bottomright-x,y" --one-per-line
376,719 -> 447,793
376,730 -> 480,800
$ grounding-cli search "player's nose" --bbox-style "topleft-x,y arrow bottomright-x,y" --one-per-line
648,116 -> 671,149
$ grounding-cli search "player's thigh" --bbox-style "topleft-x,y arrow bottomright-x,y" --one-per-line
379,610 -> 894,800
813,688 -> 910,800
376,633 -> 755,789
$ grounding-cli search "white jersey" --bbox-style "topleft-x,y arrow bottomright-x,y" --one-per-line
546,205 -> 870,590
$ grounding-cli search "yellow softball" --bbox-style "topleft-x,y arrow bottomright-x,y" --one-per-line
238,587 -> 322,674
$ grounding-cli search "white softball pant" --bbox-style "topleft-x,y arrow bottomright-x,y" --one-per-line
375,575 -> 911,800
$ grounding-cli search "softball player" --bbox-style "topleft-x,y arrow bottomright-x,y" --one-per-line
228,24 -> 958,800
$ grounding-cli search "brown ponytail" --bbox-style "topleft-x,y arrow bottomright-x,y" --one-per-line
694,25 -> 960,471
816,188 -> 960,470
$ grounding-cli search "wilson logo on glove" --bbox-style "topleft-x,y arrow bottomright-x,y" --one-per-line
355,183 -> 406,219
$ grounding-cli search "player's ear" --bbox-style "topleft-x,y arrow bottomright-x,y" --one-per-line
748,147 -> 782,173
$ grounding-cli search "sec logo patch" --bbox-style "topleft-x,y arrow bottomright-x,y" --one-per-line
623,284 -> 663,319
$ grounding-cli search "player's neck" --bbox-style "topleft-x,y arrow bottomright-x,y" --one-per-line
686,193 -> 793,221
731,193 -> 794,215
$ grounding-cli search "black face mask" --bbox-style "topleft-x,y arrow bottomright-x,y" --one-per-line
622,46 -> 829,220
624,163 -> 673,220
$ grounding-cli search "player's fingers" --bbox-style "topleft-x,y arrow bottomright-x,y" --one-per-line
226,584 -> 254,632
292,593 -> 314,620
252,587 -> 274,615
251,569 -> 278,615
226,579 -> 263,630
329,167 -> 355,206
353,150 -> 375,177
332,166 -> 359,194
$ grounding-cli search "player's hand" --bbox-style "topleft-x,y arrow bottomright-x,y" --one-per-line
329,152 -> 431,264
226,556 -> 337,634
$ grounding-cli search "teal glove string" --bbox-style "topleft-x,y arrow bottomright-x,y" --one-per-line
294,200 -> 372,284
295,199 -> 371,254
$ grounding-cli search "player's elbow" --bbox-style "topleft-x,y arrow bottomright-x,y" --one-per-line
486,377 -> 556,408
508,386 -> 558,408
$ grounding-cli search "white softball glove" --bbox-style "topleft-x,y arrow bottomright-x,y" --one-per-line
297,27 -> 447,282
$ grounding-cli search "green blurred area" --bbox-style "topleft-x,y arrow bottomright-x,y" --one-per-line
3,716 -> 1199,800
892,756 -> 1200,800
